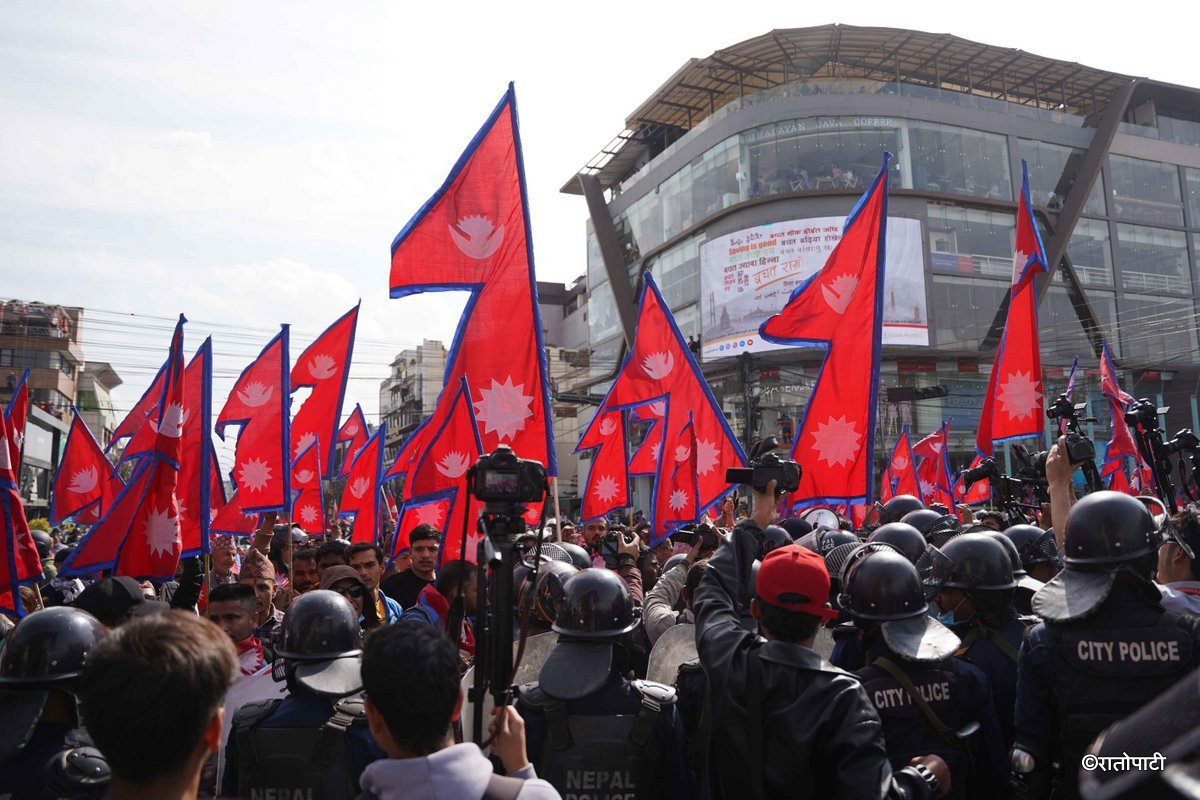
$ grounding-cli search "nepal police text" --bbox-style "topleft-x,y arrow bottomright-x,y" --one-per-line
873,681 -> 951,709
1076,639 -> 1183,663
564,768 -> 637,800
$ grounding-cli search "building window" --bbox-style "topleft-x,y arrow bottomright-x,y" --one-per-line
589,336 -> 622,380
927,205 -> 1016,280
1065,219 -> 1114,287
909,122 -> 1011,200
929,275 -> 1010,349
1018,139 -> 1105,215
1117,295 -> 1198,363
1108,155 -> 1183,227
1185,167 -> 1200,227
745,122 -> 900,199
1042,284 -> 1117,361
1115,224 -> 1191,296
645,237 -> 701,312
588,280 -> 621,344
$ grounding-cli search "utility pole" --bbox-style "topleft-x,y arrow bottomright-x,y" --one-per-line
739,352 -> 759,452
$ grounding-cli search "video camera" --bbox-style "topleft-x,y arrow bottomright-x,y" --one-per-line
1044,393 -> 1098,467
1124,398 -> 1166,432
669,522 -> 721,550
726,436 -> 801,495
1122,398 -> 1180,513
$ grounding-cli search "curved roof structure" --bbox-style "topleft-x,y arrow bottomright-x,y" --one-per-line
566,24 -> 1140,193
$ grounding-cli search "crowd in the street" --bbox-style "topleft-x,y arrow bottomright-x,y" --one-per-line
2,434 -> 1199,799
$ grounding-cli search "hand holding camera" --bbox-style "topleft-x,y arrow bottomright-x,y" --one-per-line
725,437 -> 801,496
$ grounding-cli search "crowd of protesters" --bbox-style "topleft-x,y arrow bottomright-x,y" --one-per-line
2,434 -> 1199,799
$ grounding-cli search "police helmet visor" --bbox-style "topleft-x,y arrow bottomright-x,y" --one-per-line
0,687 -> 50,763
1163,524 -> 1196,561
1032,569 -> 1117,623
916,546 -> 957,601
880,614 -> 960,663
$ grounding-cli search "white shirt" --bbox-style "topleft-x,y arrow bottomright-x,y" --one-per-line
1157,581 -> 1200,615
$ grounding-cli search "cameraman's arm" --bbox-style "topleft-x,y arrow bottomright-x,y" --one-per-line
695,483 -> 774,674
616,533 -> 644,605
644,540 -> 699,644
1044,437 -> 1074,552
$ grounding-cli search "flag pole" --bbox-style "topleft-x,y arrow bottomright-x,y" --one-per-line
550,477 -> 562,541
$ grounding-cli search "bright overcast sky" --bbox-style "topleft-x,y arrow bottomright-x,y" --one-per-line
2,1 -> 1195,460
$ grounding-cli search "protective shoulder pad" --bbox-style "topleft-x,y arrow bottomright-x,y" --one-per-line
515,682 -> 551,708
232,698 -> 283,729
677,659 -> 702,674
631,678 -> 678,706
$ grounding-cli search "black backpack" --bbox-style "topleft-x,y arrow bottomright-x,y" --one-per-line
232,697 -> 365,800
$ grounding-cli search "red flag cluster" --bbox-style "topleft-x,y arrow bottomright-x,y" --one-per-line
1,370 -> 42,616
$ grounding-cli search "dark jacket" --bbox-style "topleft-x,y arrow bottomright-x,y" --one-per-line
693,519 -> 937,800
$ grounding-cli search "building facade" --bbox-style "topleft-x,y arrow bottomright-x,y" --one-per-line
566,25 -> 1200,476
76,361 -> 123,449
0,300 -> 84,420
380,339 -> 447,463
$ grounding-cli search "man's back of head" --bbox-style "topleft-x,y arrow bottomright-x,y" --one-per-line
362,622 -> 459,756
80,611 -> 236,795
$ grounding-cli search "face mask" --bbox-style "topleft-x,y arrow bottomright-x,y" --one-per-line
936,596 -> 966,627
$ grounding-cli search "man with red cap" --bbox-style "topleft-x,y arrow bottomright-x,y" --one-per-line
694,474 -> 951,799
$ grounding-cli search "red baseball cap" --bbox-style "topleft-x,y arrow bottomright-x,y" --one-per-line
756,544 -> 839,620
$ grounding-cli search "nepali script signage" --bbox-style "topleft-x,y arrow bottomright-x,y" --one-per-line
699,216 -> 929,360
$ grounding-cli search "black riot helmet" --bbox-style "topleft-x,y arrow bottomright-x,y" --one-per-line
988,531 -> 1028,579
761,526 -> 792,556
883,495 -> 925,523
868,523 -> 928,565
901,508 -> 943,536
520,561 -> 578,626
0,606 -> 105,688
275,590 -> 362,697
1034,492 -> 1161,623
1062,491 -> 1159,568
839,545 -> 959,662
552,568 -> 638,639
922,533 -> 1016,594
32,529 -> 53,560
556,542 -> 593,571
1002,524 -> 1060,570
839,545 -> 928,621
0,607 -> 106,765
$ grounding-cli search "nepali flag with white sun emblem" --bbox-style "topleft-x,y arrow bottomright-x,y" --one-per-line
216,328 -> 290,514
384,83 -> 555,516
759,156 -> 891,508
976,161 -> 1048,456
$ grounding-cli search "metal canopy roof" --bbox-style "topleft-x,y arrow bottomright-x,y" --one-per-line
564,24 -> 1139,195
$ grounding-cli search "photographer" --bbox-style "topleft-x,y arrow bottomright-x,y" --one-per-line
1156,508 -> 1200,615
644,536 -> 708,645
694,477 -> 950,799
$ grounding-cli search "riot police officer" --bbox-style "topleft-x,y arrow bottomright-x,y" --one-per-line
843,545 -> 1008,800
0,606 -> 108,799
516,568 -> 692,799
221,589 -> 383,797
870,522 -> 931,565
923,532 -> 1032,746
1011,491 -> 1200,800
1002,525 -> 1061,585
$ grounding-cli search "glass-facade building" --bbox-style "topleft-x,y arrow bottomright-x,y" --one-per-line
567,26 -> 1200,470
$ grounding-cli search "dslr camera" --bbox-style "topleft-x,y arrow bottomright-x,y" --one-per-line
726,436 -> 801,494
669,522 -> 721,550
468,446 -> 547,506
599,527 -> 636,570
1124,398 -> 1166,431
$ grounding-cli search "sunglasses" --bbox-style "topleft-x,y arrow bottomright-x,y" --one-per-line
334,585 -> 365,599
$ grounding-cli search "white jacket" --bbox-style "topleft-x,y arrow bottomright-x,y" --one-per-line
358,743 -> 561,800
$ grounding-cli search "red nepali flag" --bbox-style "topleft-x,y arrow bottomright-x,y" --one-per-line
51,411 -> 124,524
337,404 -> 369,478
209,486 -> 262,536
108,362 -> 166,453
177,339 -> 216,556
339,423 -> 385,544
1099,340 -> 1139,476
383,486 -> 399,525
579,408 -> 629,524
627,400 -> 665,477
662,415 -> 699,528
63,316 -> 188,579
977,162 -> 1048,456
391,494 -> 454,561
759,157 -> 890,508
913,423 -> 955,508
291,440 -> 325,535
291,304 -> 359,478
578,275 -> 744,543
0,394 -> 43,616
955,454 -> 992,505
216,328 -> 290,514
403,379 -> 485,564
386,85 -> 555,486
883,426 -> 921,501
4,369 -> 29,471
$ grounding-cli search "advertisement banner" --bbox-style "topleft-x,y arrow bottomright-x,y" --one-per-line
700,216 -> 928,359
